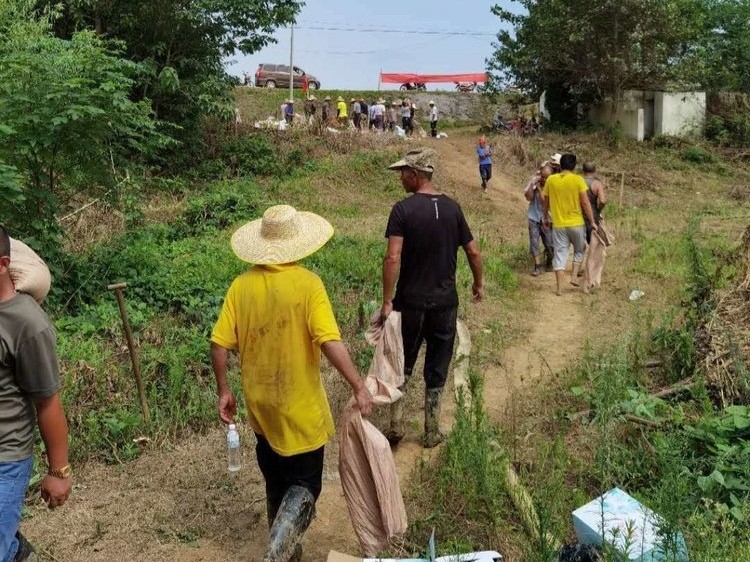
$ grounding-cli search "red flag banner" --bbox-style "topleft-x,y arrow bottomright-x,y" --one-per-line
379,73 -> 487,84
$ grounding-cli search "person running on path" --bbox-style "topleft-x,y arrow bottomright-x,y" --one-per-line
542,153 -> 598,295
0,226 -> 72,562
476,136 -> 493,190
210,206 -> 373,561
428,101 -> 438,137
381,148 -> 484,448
524,164 -> 554,275
336,96 -> 348,127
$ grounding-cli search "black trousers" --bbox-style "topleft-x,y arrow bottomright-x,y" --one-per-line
430,120 -> 437,137
255,433 -> 324,516
400,306 -> 458,390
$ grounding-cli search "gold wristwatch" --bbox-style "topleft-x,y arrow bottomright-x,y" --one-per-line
48,464 -> 72,479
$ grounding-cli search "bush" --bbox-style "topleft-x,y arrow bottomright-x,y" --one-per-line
681,146 -> 716,165
705,111 -> 750,147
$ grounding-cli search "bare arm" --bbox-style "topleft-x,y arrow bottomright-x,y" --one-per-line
211,342 -> 236,424
523,177 -> 538,202
35,393 -> 71,508
381,235 -> 403,320
580,192 -> 597,228
321,341 -> 373,416
542,193 -> 551,225
593,179 -> 607,209
464,240 -> 484,301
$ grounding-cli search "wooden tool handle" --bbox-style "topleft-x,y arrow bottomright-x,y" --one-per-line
107,282 -> 128,290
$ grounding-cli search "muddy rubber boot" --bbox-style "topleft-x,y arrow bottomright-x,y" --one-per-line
263,485 -> 315,562
422,387 -> 445,448
385,398 -> 406,446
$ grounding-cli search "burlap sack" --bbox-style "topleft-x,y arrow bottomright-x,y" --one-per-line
338,312 -> 407,556
9,238 -> 51,303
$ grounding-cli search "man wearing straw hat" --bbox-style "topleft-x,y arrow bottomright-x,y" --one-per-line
381,148 -> 484,448
210,206 -> 373,562
336,96 -> 348,127
372,98 -> 386,130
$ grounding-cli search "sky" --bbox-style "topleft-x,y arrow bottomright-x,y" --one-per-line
225,0 -> 517,91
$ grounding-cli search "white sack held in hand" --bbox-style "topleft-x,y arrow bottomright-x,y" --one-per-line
9,237 -> 51,303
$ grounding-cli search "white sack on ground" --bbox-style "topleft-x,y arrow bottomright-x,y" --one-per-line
9,238 -> 51,304
339,312 -> 406,556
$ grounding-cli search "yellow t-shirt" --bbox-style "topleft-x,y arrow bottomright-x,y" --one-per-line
211,264 -> 341,456
337,101 -> 347,118
542,171 -> 588,228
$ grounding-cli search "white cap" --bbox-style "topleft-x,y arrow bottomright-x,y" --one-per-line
228,424 -> 236,430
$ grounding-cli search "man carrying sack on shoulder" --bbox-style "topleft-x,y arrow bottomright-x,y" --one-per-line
0,226 -> 72,562
210,205 -> 373,562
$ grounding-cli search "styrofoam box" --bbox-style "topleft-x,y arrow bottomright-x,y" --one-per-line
572,487 -> 689,562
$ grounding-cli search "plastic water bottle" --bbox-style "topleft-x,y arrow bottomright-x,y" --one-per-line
227,424 -> 241,472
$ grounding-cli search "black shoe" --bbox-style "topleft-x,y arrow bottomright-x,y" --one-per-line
14,533 -> 39,562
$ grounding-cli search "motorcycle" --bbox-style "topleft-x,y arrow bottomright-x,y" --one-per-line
399,82 -> 426,91
455,81 -> 477,92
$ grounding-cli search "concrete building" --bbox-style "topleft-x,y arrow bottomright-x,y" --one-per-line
587,90 -> 706,141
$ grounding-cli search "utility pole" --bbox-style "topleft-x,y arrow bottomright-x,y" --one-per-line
289,24 -> 294,105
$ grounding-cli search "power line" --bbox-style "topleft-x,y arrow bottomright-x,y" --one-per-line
297,25 -> 496,37
298,33 -> 463,55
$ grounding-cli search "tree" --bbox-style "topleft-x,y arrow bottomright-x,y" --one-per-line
694,0 -> 750,92
42,0 -> 303,160
487,0 -> 706,121
0,2 -> 170,251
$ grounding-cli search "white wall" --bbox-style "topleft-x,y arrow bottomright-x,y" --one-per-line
588,90 -> 650,141
654,92 -> 706,137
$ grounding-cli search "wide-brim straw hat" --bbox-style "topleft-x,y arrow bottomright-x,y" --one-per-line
377,98 -> 385,104
337,96 -> 344,101
230,205 -> 333,265
429,100 -> 435,105
550,153 -> 562,165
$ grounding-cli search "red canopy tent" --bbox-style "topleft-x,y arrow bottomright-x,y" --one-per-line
380,72 -> 487,84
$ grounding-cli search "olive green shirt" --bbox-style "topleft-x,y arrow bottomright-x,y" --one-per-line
0,293 -> 60,462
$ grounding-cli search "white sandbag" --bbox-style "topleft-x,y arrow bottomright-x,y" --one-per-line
9,238 -> 51,304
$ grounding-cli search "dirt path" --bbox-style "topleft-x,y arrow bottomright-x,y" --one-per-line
24,131 -> 587,562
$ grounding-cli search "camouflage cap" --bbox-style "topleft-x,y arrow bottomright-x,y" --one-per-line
388,147 -> 438,173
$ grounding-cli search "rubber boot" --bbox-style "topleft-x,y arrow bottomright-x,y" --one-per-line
571,262 -> 581,287
422,387 -> 444,448
385,398 -> 405,446
263,486 -> 315,562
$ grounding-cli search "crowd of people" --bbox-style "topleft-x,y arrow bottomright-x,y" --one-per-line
280,96 -> 441,137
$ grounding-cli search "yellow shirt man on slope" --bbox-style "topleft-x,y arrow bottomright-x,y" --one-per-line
542,153 -> 597,296
211,205 -> 372,562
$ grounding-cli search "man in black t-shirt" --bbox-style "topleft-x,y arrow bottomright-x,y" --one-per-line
381,147 -> 484,448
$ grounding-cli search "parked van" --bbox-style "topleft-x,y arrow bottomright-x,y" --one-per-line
254,64 -> 321,90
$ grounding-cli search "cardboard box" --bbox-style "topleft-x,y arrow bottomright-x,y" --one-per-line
572,487 -> 689,562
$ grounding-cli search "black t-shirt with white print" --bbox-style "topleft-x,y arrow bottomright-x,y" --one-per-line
385,192 -> 473,310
